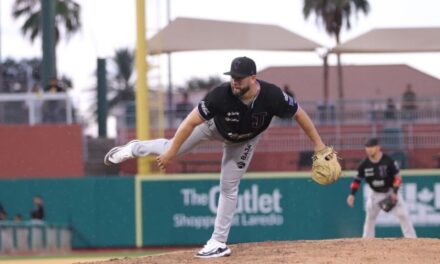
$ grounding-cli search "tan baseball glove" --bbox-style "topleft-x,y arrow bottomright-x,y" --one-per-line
311,146 -> 342,185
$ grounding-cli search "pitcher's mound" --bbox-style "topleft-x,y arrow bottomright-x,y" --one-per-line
83,238 -> 440,264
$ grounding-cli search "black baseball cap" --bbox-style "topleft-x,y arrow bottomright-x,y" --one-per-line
224,57 -> 257,78
365,137 -> 380,147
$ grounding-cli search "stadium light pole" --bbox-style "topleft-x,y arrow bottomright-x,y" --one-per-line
135,0 -> 151,175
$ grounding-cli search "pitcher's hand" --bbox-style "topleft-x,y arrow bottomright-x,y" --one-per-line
156,152 -> 174,170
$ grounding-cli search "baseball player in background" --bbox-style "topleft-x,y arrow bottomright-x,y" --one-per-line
104,56 -> 328,258
347,138 -> 417,238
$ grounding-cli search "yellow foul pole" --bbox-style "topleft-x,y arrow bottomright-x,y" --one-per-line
135,0 -> 149,249
135,0 -> 150,174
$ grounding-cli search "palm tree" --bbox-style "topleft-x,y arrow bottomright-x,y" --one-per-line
12,0 -> 81,78
85,48 -> 135,121
303,0 -> 370,113
108,48 -> 135,109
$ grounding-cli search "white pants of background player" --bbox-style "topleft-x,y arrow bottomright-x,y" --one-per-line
363,189 -> 417,238
132,120 -> 260,243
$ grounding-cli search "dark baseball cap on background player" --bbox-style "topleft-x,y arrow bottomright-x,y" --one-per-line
365,137 -> 380,147
224,56 -> 257,78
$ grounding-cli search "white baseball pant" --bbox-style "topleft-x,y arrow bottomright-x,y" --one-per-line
131,120 -> 260,243
363,189 -> 417,238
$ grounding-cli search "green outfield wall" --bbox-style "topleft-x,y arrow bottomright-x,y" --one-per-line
139,175 -> 361,245
0,170 -> 439,248
0,177 -> 135,248
138,171 -> 440,246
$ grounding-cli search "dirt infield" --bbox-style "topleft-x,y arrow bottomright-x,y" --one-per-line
81,238 -> 440,264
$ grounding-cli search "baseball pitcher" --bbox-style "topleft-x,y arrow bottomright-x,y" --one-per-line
105,57 -> 333,258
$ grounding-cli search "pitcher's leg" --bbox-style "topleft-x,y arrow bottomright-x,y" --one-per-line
133,139 -> 169,156
211,137 -> 259,243
135,122 -> 214,156
105,122 -> 214,165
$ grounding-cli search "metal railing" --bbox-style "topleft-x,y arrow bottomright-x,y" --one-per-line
0,93 -> 74,125
116,97 -> 440,129
0,221 -> 71,254
114,98 -> 440,155
296,97 -> 440,125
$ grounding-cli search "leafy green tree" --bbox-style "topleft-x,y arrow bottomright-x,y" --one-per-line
303,0 -> 370,106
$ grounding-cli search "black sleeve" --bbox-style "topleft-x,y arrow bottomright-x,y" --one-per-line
272,89 -> 298,118
197,90 -> 219,120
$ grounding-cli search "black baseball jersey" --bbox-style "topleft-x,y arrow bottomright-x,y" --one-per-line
356,154 -> 400,192
197,80 -> 298,143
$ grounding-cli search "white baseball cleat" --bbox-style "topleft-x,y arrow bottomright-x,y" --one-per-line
104,140 -> 141,165
194,239 -> 231,258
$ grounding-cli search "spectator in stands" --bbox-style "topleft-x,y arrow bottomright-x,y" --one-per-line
402,83 -> 417,120
384,98 -> 397,120
14,214 -> 23,223
42,78 -> 66,123
45,78 -> 64,93
30,195 -> 44,220
27,83 -> 44,124
0,202 -> 7,220
175,92 -> 193,123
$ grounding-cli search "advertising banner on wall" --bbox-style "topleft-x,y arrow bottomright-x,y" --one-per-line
140,176 -> 360,246
141,174 -> 440,246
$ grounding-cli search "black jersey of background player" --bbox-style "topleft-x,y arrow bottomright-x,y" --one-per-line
357,153 -> 400,192
197,80 -> 298,143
